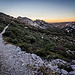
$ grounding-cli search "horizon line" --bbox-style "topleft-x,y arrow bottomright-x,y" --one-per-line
1,12 -> 75,23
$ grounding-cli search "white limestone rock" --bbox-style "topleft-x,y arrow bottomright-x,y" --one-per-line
61,69 -> 68,75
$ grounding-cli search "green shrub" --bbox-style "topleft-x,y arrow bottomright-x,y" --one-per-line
0,23 -> 6,33
64,65 -> 73,72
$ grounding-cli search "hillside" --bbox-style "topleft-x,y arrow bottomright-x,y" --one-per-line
0,12 -> 75,62
17,16 -> 54,29
0,12 -> 75,75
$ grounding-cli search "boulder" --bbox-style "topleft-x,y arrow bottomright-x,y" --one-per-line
61,69 -> 68,75
71,65 -> 75,70
69,71 -> 75,75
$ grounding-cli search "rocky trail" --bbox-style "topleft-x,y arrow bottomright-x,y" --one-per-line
0,25 -> 44,75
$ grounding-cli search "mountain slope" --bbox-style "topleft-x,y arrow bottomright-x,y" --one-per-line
0,25 -> 74,75
0,12 -> 75,75
0,12 -> 12,32
0,12 -> 75,62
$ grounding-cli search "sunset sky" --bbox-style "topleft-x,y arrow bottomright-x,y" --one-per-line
0,0 -> 75,23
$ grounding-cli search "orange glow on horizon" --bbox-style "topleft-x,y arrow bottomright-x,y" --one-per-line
44,19 -> 75,23
32,18 -> 75,23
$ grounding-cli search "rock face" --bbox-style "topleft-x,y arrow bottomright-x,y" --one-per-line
17,16 -> 54,29
69,71 -> 75,75
65,22 -> 75,34
61,69 -> 68,75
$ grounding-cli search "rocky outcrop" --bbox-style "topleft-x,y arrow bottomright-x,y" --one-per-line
64,22 -> 75,35
17,16 -> 54,29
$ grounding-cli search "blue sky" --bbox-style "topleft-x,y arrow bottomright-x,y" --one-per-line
0,0 -> 75,22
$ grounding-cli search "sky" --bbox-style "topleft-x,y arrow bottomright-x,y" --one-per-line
0,0 -> 75,23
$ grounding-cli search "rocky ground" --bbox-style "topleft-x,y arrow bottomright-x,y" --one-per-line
0,25 -> 44,75
0,25 -> 75,75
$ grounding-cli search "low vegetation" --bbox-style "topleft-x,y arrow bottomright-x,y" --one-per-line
0,12 -> 75,62
1,19 -> 75,62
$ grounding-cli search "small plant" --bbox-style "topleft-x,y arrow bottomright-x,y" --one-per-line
37,66 -> 49,75
64,65 -> 73,72
58,63 -> 64,69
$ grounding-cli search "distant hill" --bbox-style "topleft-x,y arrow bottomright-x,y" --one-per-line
52,22 -> 72,29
